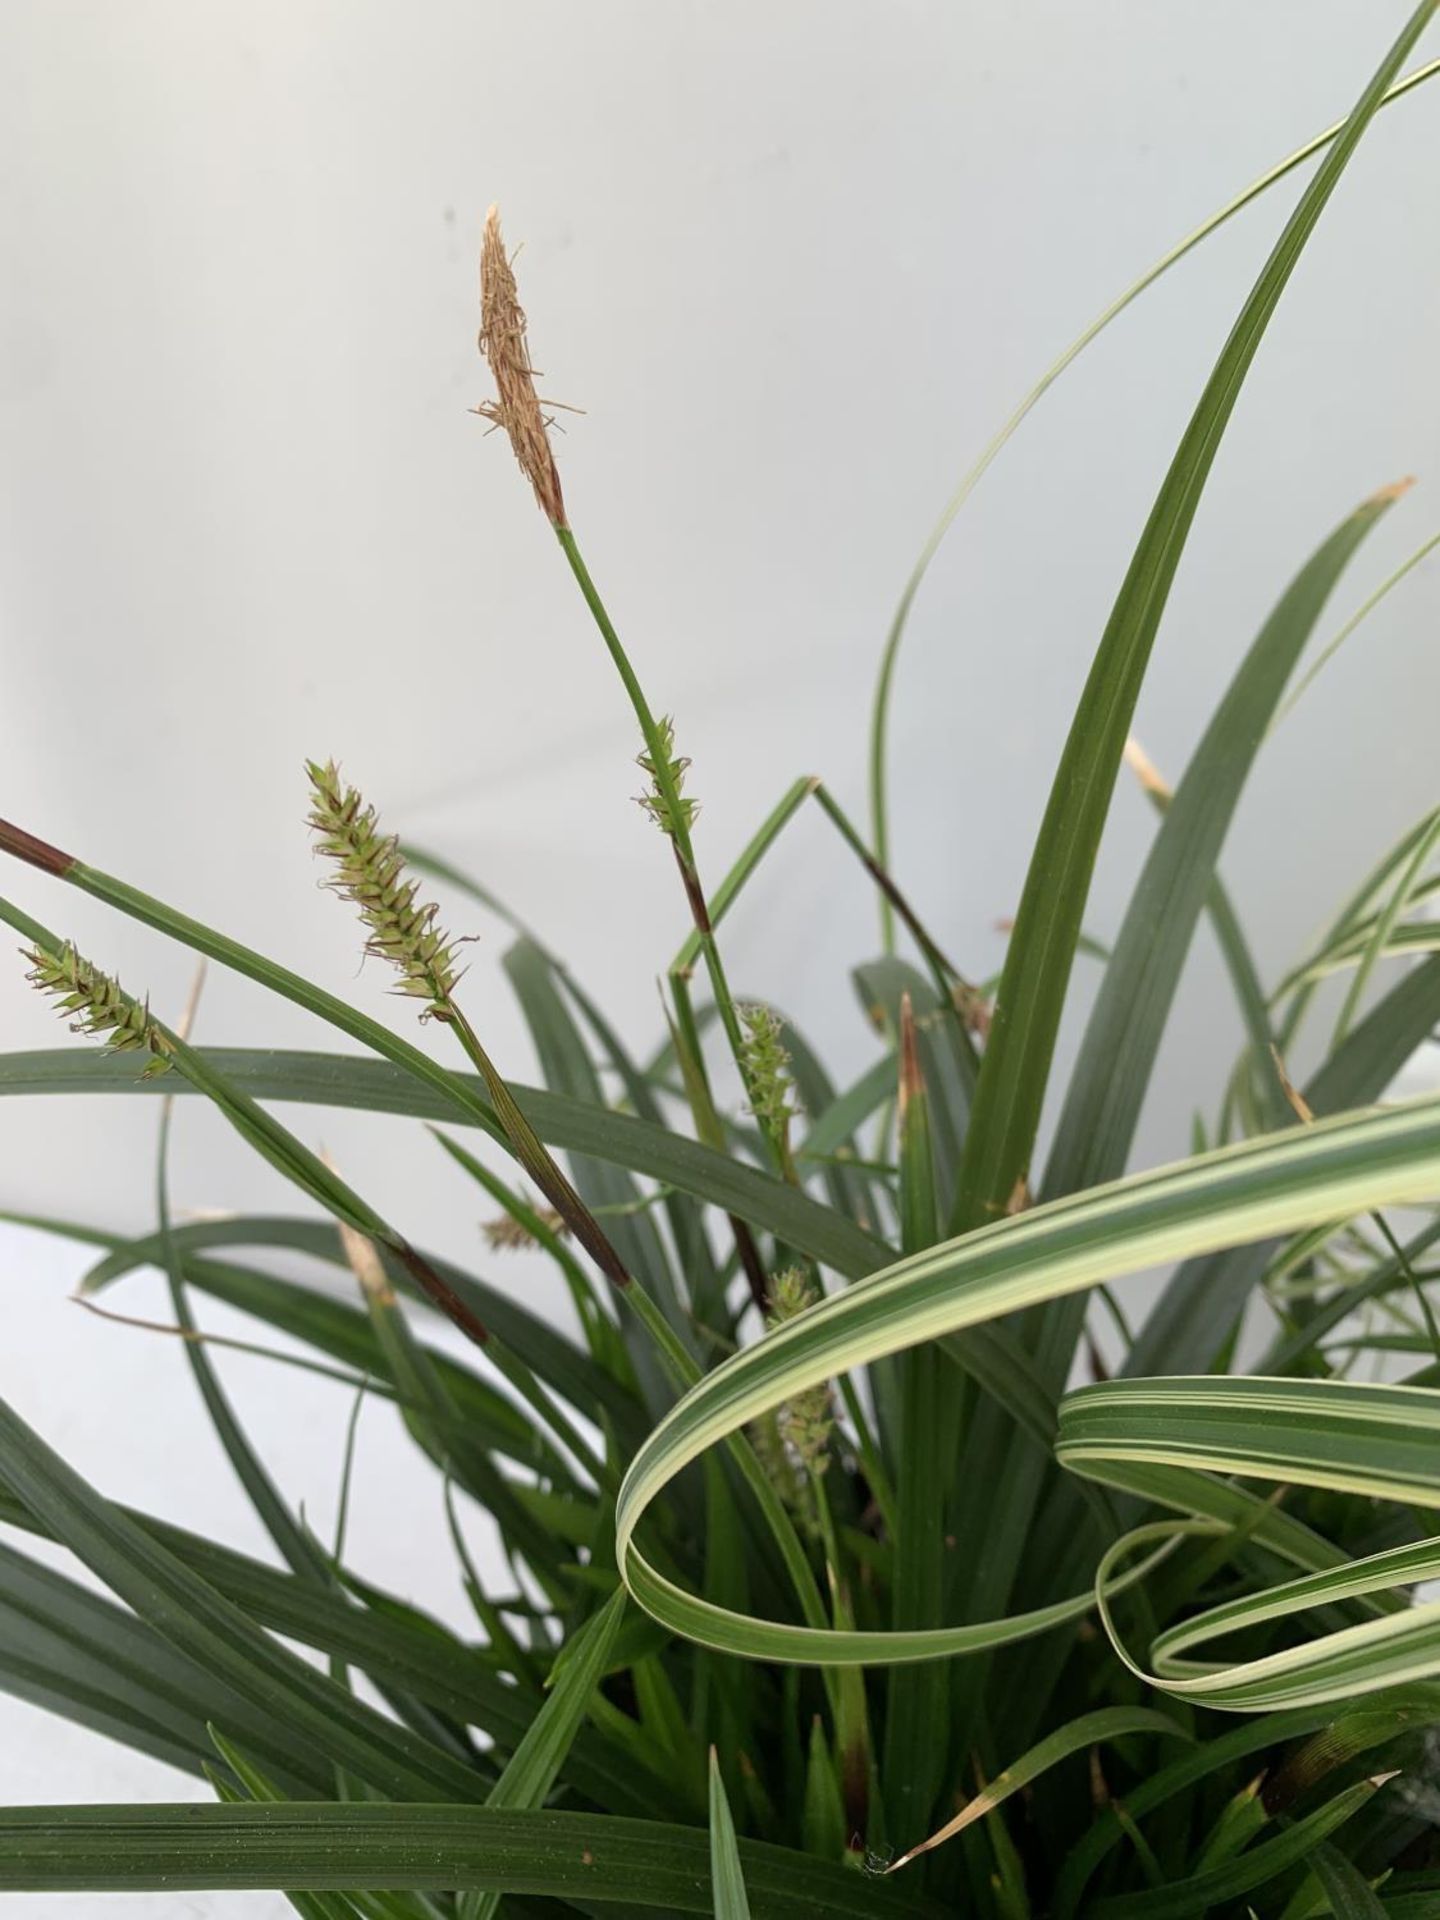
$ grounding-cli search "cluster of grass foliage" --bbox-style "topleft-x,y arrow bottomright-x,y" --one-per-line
3,7 -> 1440,1913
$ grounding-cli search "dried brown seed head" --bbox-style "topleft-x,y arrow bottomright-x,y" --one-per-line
476,205 -> 567,527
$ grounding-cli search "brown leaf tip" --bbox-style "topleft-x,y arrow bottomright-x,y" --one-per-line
1269,1043 -> 1315,1125
476,205 -> 568,527
1122,737 -> 1171,801
898,991 -> 922,1117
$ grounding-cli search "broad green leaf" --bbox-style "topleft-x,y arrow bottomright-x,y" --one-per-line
0,1046 -> 886,1280
0,1487 -> 666,1819
885,1706 -> 1188,1871
0,1395 -> 483,1803
1046,486 -> 1399,1207
0,1541 -> 328,1795
614,1090 -> 1440,1663
949,2 -> 1438,1234
866,47 -> 1440,946
1061,1376 -> 1440,1710
0,1801 -> 943,1913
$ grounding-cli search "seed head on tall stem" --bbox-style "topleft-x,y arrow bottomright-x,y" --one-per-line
476,204 -> 567,528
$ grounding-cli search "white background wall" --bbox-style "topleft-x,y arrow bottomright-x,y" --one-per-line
2,4 -> 1439,1912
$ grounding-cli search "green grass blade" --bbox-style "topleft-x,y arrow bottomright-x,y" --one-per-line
504,938 -> 679,1306
949,1 -> 1438,1234
883,994 -> 950,1835
0,1046 -> 887,1280
0,1541 -> 328,1793
0,1481 -> 672,1818
1129,954 -> 1440,1376
1276,523 -> 1440,727
1060,1377 -> 1440,1709
0,1802 -> 945,1913
1333,811 -> 1440,1050
1086,1776 -> 1387,1919
0,1395 -> 484,1803
1046,486 -> 1401,1207
708,1747 -> 753,1920
1310,1841 -> 1389,1920
1052,1694 -> 1435,1918
887,1705 -> 1188,1871
207,1735 -> 406,1920
866,50 -> 1440,946
799,1052 -> 895,1165
617,1088 -> 1440,1664
967,493 -> 1396,1705
155,1081 -> 333,1584
461,1588 -> 627,1920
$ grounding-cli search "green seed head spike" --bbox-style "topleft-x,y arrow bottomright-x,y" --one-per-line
634,716 -> 699,840
739,1003 -> 795,1137
306,759 -> 463,1019
24,942 -> 171,1075
768,1268 -> 834,1476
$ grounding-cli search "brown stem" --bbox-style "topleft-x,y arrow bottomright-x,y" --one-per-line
393,1240 -> 491,1348
0,817 -> 73,877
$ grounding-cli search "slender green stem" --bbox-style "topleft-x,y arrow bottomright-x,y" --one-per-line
1274,524 -> 1440,728
1332,811 -> 1440,1052
554,523 -> 787,1171
437,968 -> 830,1636
867,52 -> 1440,952
834,1374 -> 896,1541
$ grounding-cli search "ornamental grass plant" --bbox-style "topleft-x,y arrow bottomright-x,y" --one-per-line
4,7 -> 1440,1914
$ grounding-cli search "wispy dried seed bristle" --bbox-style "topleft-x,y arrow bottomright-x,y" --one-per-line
476,205 -> 567,527
306,759 -> 463,1018
25,941 -> 170,1073
483,1206 -> 568,1253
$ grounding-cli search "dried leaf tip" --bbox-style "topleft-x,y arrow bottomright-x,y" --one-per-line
476,205 -> 568,527
1122,735 -> 1171,801
305,758 -> 463,1019
24,941 -> 170,1074
898,992 -> 922,1118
